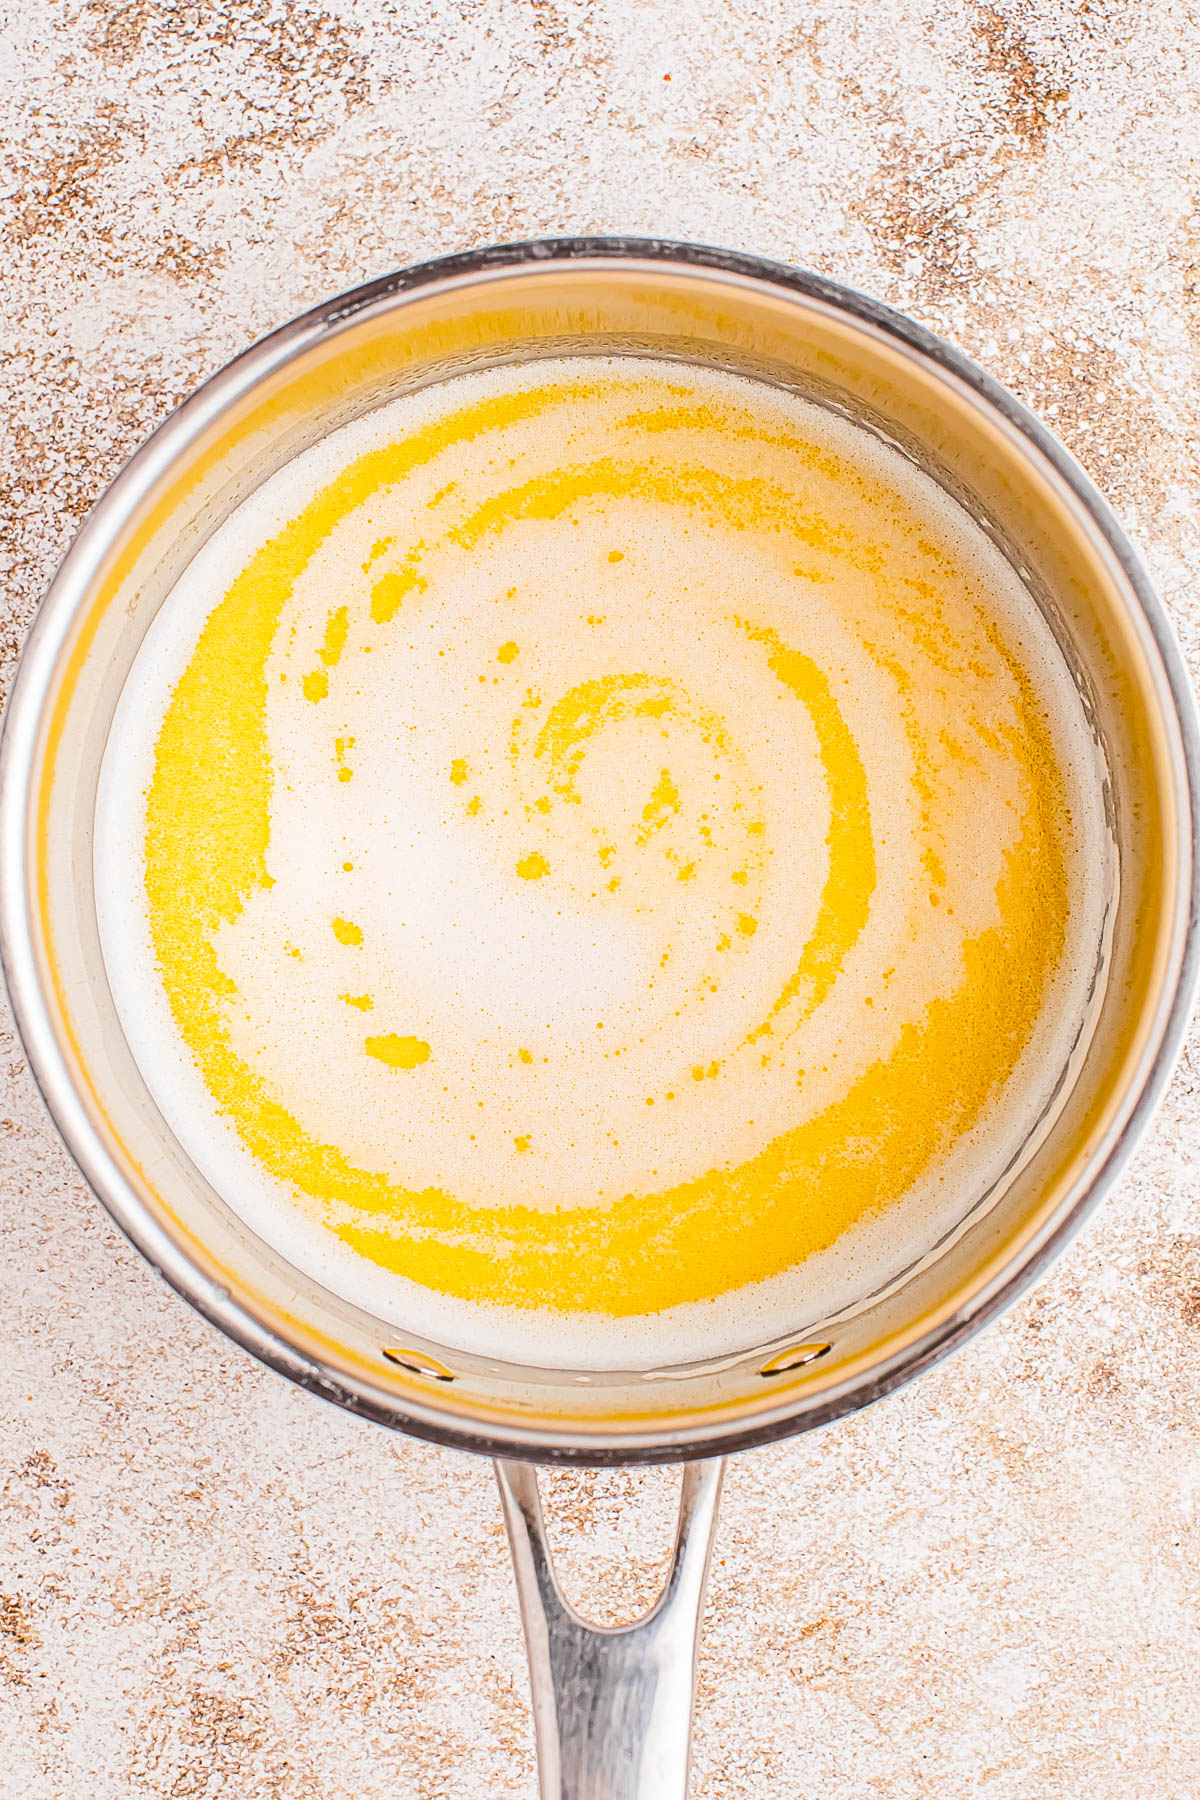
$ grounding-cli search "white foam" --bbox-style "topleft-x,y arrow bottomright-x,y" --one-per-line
95,357 -> 1113,1368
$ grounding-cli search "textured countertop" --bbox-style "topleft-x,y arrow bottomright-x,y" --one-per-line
4,4 -> 1200,1795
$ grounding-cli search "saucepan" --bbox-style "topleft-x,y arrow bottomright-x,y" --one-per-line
3,239 -> 1198,1798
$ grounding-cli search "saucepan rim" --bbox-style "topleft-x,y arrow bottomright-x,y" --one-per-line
3,235 -> 1198,1464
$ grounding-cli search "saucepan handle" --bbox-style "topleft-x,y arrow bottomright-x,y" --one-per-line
495,1456 -> 725,1800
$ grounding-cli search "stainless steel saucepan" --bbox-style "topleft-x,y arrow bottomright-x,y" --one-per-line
3,239 -> 1197,1798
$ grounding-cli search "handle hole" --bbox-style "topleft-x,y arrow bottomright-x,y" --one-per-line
538,1466 -> 680,1627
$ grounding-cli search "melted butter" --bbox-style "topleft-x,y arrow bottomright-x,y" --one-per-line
121,360 -> 1098,1343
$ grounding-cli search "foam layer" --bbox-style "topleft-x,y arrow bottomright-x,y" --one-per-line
95,357 -> 1111,1368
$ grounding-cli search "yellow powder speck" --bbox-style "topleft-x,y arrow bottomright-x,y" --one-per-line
518,1048 -> 533,1064
677,861 -> 696,882
371,564 -> 426,623
365,1033 -> 431,1070
513,1135 -> 531,1153
466,795 -> 482,817
332,917 -> 363,946
341,992 -> 374,1012
608,549 -> 624,562
449,758 -> 469,785
363,535 -> 394,568
318,605 -> 349,668
731,869 -> 748,885
342,861 -> 354,871
517,851 -> 549,879
640,767 -> 680,834
302,669 -> 328,703
736,912 -> 758,937
497,640 -> 520,663
337,768 -> 353,783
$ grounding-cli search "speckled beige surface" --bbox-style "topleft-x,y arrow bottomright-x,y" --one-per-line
3,3 -> 1200,1794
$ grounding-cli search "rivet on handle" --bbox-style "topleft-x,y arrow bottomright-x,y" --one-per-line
382,1346 -> 456,1381
759,1341 -> 831,1376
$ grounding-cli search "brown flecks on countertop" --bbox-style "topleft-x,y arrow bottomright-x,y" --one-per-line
0,1592 -> 38,1688
975,7 -> 1071,146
